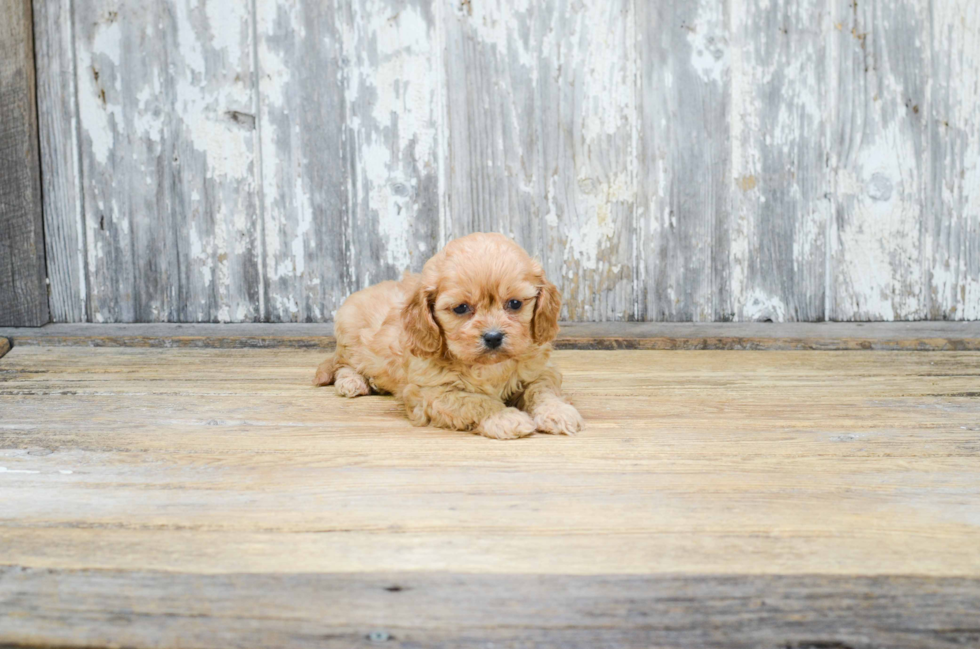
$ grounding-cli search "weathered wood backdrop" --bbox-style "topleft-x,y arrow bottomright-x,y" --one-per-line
1,0 -> 47,326
33,0 -> 980,323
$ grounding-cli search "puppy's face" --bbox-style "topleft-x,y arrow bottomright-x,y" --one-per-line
403,233 -> 561,364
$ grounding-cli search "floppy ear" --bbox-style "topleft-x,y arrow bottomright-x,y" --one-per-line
402,282 -> 442,357
532,275 -> 562,345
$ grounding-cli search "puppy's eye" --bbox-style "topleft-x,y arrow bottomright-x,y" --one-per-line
452,304 -> 470,315
506,299 -> 523,310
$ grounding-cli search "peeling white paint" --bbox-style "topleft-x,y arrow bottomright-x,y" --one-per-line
578,3 -> 633,144
687,1 -> 729,84
362,140 -> 413,272
565,171 -> 633,272
205,0 -> 244,55
837,107 -> 924,319
77,20 -> 122,165
742,289 -> 788,322
346,0 -> 438,273
48,0 -> 980,323
462,0 -> 535,73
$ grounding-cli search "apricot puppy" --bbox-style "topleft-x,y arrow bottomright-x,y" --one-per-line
313,233 -> 583,439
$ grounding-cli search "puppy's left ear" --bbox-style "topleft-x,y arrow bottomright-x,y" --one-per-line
532,266 -> 562,344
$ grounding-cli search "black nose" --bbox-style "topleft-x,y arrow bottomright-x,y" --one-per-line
482,331 -> 505,350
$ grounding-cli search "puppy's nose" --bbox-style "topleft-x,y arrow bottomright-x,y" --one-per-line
482,331 -> 505,350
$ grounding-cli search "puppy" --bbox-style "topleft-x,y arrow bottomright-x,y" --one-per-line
313,233 -> 584,439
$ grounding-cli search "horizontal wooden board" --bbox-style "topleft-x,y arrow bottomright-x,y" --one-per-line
2,568 -> 979,649
2,347 -> 979,575
2,346 -> 980,646
1,322 -> 979,350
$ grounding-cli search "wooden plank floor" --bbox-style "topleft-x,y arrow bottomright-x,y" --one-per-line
2,346 -> 980,648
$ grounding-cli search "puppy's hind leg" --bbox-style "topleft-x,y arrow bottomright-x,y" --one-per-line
334,366 -> 372,398
313,353 -> 338,387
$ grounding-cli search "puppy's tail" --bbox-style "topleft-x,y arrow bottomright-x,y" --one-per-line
312,353 -> 338,387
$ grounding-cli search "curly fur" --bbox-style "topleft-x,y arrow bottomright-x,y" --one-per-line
313,233 -> 583,439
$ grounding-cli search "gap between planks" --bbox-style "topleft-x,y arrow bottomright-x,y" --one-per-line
0,321 -> 979,351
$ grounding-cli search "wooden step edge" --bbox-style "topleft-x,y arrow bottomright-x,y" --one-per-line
0,322 -> 978,351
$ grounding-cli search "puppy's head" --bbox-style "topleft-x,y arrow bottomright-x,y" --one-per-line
403,233 -> 561,364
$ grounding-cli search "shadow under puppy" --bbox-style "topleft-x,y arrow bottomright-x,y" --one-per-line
313,232 -> 584,439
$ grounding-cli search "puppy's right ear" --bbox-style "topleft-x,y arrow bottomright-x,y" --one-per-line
402,283 -> 442,357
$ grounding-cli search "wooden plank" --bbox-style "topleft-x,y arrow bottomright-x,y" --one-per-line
73,0 -> 261,322
0,337 -> 9,359
926,2 -> 980,320
728,0 -> 830,322
637,0 -> 730,321
256,0 -> 350,322
2,569 -> 979,649
1,321 -> 979,350
443,0 -> 637,321
0,322 -> 335,349
0,0 -> 48,327
828,0 -> 930,320
1,347 -> 979,576
33,0 -> 86,323
343,0 -> 441,287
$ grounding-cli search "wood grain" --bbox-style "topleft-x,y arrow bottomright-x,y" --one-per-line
638,0 -> 730,321
926,2 -> 980,320
2,569 -> 979,649
344,0 -> 441,288
829,0 -> 928,320
73,0 -> 262,322
729,0 -> 830,322
32,0 -> 86,323
443,0 -> 637,321
0,0 -> 48,327
1,346 -> 980,646
1,347 -> 979,576
255,0 -> 350,322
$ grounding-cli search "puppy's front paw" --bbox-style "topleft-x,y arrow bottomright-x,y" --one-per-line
533,400 -> 584,436
477,408 -> 536,440
334,368 -> 371,398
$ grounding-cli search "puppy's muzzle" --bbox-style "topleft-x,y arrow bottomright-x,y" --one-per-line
482,330 -> 505,350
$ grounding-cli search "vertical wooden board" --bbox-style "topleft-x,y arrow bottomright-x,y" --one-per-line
637,0 -> 732,321
728,0 -> 830,322
75,0 -> 261,322
828,0 -> 930,320
34,0 -> 87,323
443,0 -> 637,321
343,0 -> 441,288
256,0 -> 349,322
927,2 -> 980,320
0,0 -> 49,327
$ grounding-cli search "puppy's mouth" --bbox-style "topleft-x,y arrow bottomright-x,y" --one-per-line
475,345 -> 510,363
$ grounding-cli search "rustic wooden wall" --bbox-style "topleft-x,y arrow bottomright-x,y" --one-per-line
34,0 -> 980,323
